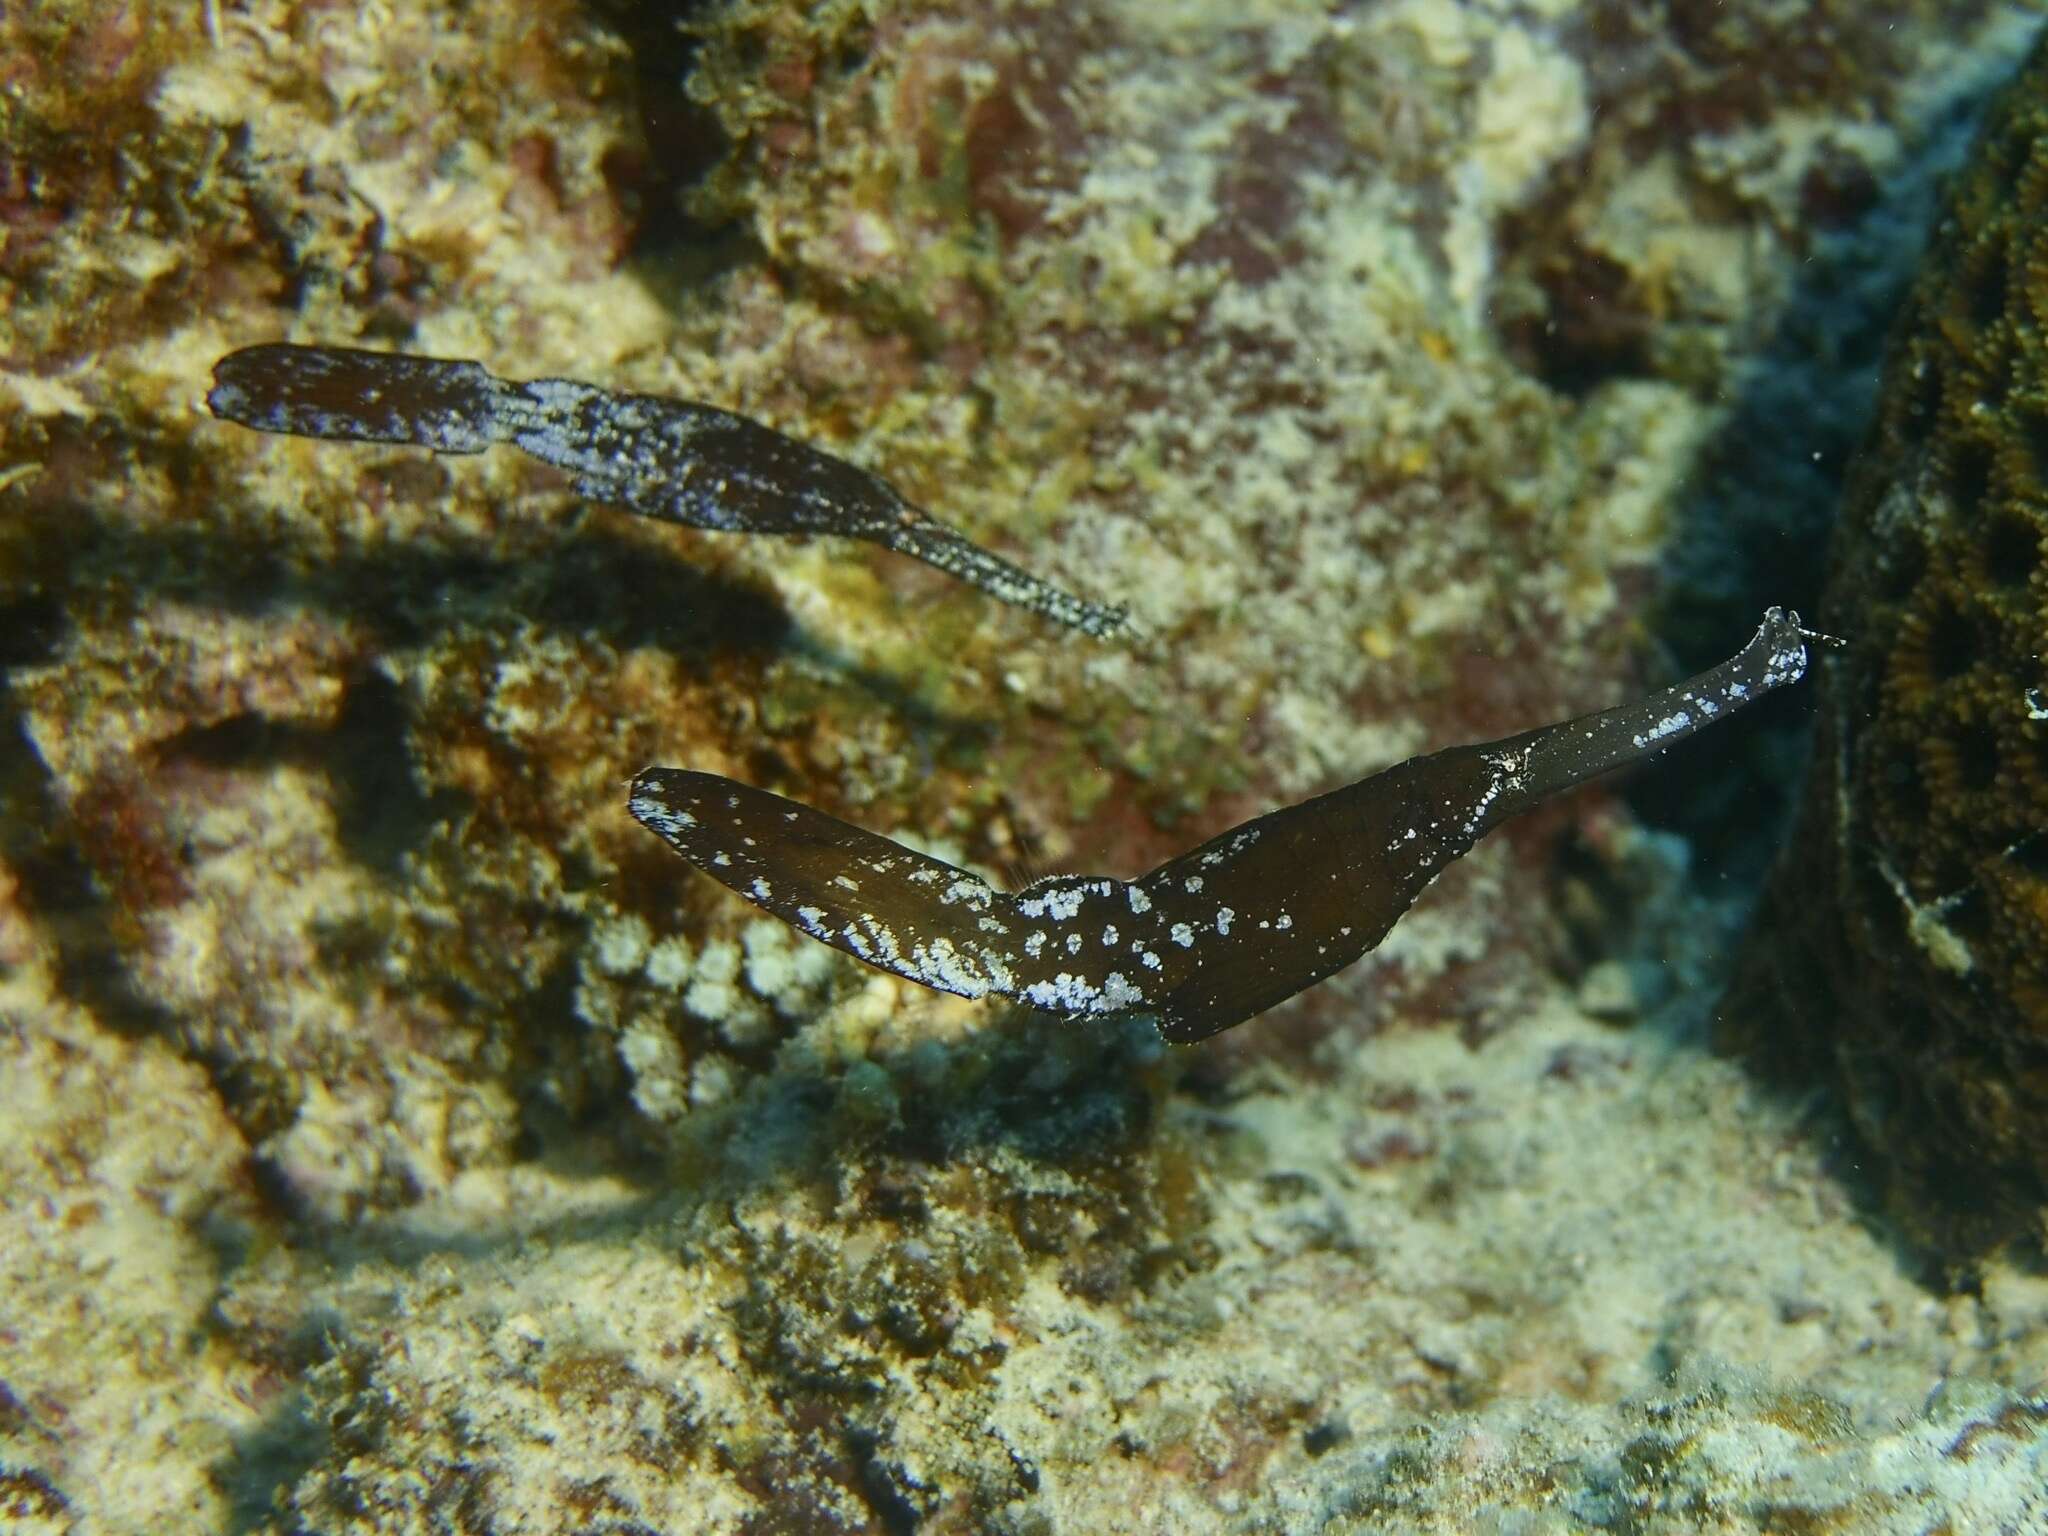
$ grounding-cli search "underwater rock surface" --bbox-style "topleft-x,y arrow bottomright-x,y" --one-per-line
4,0 -> 2048,1531
1728,25 -> 2048,1263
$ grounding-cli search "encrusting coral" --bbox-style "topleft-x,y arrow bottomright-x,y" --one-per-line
7,1 -> 2048,1531
1725,24 -> 2048,1261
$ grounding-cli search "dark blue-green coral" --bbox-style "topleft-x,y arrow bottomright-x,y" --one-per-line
1727,29 -> 2048,1259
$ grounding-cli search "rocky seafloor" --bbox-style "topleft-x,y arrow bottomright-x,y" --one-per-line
4,1 -> 2048,1531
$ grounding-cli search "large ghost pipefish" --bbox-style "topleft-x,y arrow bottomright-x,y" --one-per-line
206,343 -> 1126,638
631,608 -> 1824,1043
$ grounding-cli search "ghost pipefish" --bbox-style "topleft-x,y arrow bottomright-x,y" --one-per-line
206,343 -> 1127,639
631,608 -> 1823,1043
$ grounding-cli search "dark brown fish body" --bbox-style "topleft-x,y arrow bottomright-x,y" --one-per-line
1126,748 -> 1495,1035
207,343 -> 1125,636
633,609 -> 1817,1041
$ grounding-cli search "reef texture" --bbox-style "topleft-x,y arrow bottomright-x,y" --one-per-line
1726,25 -> 2048,1261
5,0 -> 2048,1530
4,0 -> 2037,1222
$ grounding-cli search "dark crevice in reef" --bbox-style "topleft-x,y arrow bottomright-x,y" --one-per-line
588,0 -> 763,296
1494,218 -> 1661,398
844,1424 -> 931,1536
1633,86 -> 2008,890
213,1389 -> 327,1536
0,695 -> 180,1043
0,591 -> 65,670
154,668 -> 471,881
327,672 -> 472,878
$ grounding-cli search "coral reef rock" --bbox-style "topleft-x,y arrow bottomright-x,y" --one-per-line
5,0 -> 2048,1531
1727,25 -> 2048,1261
3,0 -> 2037,1226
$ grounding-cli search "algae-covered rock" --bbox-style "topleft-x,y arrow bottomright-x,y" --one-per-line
1283,1362 -> 2048,1534
1728,24 -> 2048,1261
7,0 -> 2035,1219
6,1 -> 2048,1531
208,1009 -> 2048,1533
0,858 -> 283,1533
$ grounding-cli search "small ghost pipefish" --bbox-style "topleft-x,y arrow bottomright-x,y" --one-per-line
206,343 -> 1126,638
631,608 -> 1825,1043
